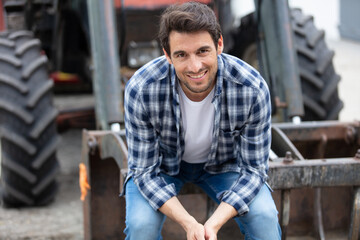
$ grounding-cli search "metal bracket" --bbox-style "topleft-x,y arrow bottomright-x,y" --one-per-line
349,187 -> 360,240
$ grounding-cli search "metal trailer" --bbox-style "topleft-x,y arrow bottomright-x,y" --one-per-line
0,0 -> 358,239
80,121 -> 360,239
79,1 -> 359,239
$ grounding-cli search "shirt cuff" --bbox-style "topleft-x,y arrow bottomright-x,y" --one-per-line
148,183 -> 177,211
218,190 -> 249,216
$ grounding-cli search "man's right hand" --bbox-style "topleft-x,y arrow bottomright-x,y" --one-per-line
159,196 -> 206,240
185,221 -> 205,240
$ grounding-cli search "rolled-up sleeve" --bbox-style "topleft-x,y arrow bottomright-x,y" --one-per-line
124,79 -> 177,211
220,80 -> 271,216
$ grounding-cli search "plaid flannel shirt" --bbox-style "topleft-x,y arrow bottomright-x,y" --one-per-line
124,53 -> 271,216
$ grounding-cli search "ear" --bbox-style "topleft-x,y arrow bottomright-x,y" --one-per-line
163,48 -> 172,64
217,35 -> 224,55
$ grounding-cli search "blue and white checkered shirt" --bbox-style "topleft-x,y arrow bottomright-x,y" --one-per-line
124,53 -> 271,216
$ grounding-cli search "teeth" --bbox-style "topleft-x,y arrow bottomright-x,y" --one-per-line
189,72 -> 205,79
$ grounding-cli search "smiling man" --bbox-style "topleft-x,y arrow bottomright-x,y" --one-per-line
166,30 -> 219,101
124,2 -> 281,240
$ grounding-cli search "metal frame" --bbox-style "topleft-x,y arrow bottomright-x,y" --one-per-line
271,121 -> 360,239
87,0 -> 123,130
81,130 -> 127,239
82,1 -> 359,239
81,121 -> 360,239
255,0 -> 304,121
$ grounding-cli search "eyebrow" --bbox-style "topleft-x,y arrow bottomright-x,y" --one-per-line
172,50 -> 185,57
171,45 -> 212,57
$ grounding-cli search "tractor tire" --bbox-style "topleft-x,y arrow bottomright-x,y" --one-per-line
0,30 -> 59,207
229,9 -> 343,121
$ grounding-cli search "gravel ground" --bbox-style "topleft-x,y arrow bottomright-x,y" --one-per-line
0,129 -> 84,240
0,176 -> 83,240
0,38 -> 359,239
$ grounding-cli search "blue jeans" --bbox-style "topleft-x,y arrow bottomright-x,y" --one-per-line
124,161 -> 281,240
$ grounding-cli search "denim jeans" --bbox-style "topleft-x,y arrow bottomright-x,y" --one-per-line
124,161 -> 281,240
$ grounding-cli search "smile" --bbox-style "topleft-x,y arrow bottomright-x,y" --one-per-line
187,71 -> 207,80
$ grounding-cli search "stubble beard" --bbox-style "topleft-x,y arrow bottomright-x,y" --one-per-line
179,68 -> 217,95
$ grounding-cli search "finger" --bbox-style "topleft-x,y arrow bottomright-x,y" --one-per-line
207,235 -> 216,240
195,230 -> 205,240
195,235 -> 205,240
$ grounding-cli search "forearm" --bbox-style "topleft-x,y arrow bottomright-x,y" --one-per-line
159,197 -> 202,231
204,202 -> 238,235
159,197 -> 195,230
159,197 -> 205,239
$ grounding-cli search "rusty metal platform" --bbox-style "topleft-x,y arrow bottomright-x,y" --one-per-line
81,121 -> 360,239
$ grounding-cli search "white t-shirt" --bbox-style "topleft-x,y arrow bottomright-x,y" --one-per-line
178,84 -> 215,163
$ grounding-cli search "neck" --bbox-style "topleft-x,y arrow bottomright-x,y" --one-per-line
179,80 -> 216,102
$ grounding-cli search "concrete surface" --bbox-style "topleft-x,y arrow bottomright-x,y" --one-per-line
0,37 -> 359,239
328,38 -> 360,121
0,130 -> 84,240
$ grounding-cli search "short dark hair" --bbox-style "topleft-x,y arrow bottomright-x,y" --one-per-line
158,2 -> 222,56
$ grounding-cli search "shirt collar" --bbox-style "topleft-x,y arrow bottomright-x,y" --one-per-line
215,54 -> 224,97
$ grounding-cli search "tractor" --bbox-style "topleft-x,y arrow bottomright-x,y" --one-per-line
0,0 -> 359,239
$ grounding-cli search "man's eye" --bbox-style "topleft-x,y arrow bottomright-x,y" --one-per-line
175,53 -> 185,58
199,49 -> 209,54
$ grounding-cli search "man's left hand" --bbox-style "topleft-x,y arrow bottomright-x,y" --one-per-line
204,223 -> 218,240
203,201 -> 238,240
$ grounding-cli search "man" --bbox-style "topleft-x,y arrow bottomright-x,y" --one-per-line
124,2 -> 281,239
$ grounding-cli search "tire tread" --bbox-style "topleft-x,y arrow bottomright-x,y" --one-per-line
0,31 -> 59,207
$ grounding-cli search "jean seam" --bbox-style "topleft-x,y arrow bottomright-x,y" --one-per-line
197,175 -> 222,203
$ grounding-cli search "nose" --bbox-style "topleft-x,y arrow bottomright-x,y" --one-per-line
187,55 -> 202,73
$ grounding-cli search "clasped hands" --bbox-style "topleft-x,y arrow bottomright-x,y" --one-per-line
185,219 -> 220,240
160,197 -> 238,240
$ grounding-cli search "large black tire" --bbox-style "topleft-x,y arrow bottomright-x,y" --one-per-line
229,9 -> 343,121
0,30 -> 59,207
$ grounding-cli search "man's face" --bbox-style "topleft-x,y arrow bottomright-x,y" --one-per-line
164,31 -> 223,101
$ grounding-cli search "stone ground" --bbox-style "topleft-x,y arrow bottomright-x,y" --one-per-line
0,130 -> 84,240
0,37 -> 359,239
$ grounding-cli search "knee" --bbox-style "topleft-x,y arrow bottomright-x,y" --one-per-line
250,197 -> 279,223
126,215 -> 157,232
255,204 -> 279,224
125,215 -> 162,239
247,186 -> 279,224
241,202 -> 281,239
